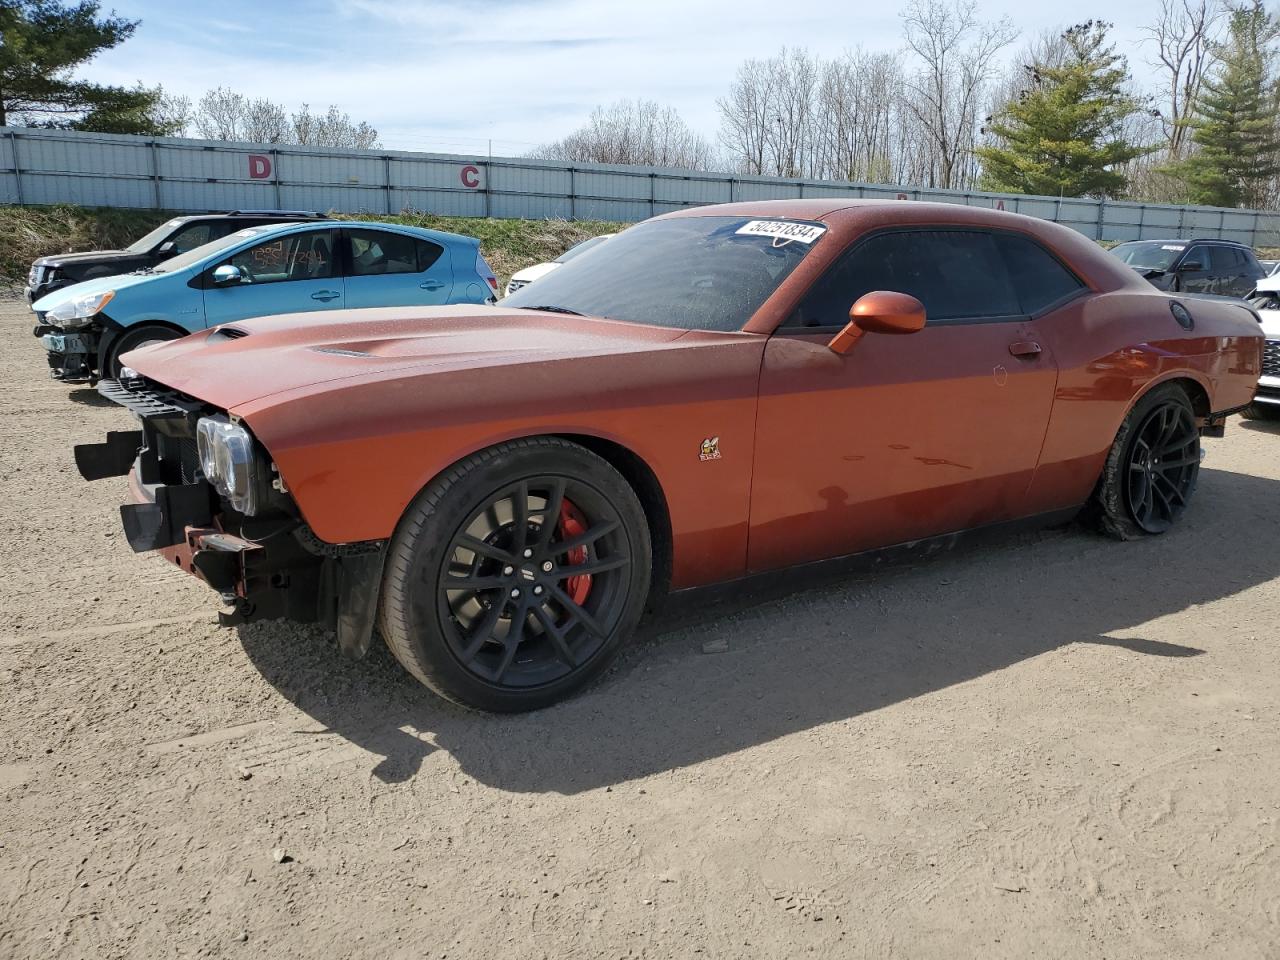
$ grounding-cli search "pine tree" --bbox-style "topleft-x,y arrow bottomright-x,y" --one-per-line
0,1 -> 174,134
1173,1 -> 1280,208
976,21 -> 1151,197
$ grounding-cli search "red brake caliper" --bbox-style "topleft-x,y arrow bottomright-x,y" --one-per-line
556,498 -> 593,605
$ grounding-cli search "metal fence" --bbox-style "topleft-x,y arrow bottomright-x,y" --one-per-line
4,125 -> 1280,247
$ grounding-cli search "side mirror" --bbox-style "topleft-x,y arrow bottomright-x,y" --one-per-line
212,264 -> 244,286
828,291 -> 926,355
1177,259 -> 1204,273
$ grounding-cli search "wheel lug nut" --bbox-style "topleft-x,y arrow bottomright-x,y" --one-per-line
533,585 -> 544,596
541,561 -> 554,573
510,588 -> 521,599
502,565 -> 514,576
522,548 -> 534,559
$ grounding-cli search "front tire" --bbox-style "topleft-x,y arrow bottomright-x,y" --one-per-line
1090,384 -> 1201,540
378,438 -> 652,712
1241,401 -> 1280,421
105,324 -> 181,379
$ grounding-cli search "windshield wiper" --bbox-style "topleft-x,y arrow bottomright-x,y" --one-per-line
523,304 -> 585,316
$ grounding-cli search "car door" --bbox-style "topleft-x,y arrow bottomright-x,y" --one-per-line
1173,244 -> 1214,294
341,227 -> 453,308
202,228 -> 343,327
1222,247 -> 1261,298
747,228 -> 1066,574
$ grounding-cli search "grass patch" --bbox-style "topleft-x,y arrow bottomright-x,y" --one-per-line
0,204 -> 623,289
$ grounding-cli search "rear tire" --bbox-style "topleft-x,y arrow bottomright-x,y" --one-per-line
1089,384 -> 1201,540
378,437 -> 652,712
105,324 -> 181,379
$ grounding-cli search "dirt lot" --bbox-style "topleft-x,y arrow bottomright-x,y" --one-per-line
2,298 -> 1280,960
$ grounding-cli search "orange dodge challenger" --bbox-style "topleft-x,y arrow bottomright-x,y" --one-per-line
76,200 -> 1263,711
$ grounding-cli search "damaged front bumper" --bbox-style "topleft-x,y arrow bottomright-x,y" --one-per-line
36,326 -> 99,382
74,378 -> 387,657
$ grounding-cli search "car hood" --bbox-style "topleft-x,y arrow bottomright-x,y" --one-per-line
1256,274 -> 1280,294
509,261 -> 561,284
31,269 -> 163,311
36,249 -> 141,267
123,304 -> 691,411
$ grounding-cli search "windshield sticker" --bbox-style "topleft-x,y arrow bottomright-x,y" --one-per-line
1161,244 -> 1186,251
736,220 -> 826,246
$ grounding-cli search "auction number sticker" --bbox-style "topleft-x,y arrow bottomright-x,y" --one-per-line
736,220 -> 827,244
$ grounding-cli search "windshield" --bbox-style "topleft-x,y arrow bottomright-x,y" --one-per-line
1111,241 -> 1185,272
125,218 -> 186,254
151,228 -> 273,273
503,216 -> 826,331
554,234 -> 610,264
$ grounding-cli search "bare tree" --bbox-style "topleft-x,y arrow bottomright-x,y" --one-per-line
1145,0 -> 1224,158
531,99 -> 717,170
191,87 -> 379,148
766,47 -> 819,177
812,50 -> 908,182
901,0 -> 1017,189
150,87 -> 193,137
291,104 -> 381,150
717,57 -> 779,174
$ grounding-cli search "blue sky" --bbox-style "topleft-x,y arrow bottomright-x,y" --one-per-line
86,0 -> 1160,156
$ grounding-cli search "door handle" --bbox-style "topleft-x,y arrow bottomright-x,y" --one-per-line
419,279 -> 445,291
311,290 -> 340,302
1008,340 -> 1041,358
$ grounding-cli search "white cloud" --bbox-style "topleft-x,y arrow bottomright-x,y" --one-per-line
84,0 -> 1163,155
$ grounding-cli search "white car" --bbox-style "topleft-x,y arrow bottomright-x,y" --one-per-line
503,233 -> 614,297
1249,275 -> 1280,418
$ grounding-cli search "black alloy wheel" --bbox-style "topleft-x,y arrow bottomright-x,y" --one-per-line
437,476 -> 631,688
379,437 -> 652,712
1122,400 -> 1200,534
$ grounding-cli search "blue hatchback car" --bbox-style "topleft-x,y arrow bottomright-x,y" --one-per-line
32,220 -> 499,381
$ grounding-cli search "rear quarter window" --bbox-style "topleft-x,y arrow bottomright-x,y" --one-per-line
993,234 -> 1085,315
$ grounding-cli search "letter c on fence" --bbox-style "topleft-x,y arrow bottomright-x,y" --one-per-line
460,165 -> 480,189
248,155 -> 272,180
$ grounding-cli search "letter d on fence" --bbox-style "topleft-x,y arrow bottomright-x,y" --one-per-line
248,155 -> 272,179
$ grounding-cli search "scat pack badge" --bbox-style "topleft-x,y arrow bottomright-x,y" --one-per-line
699,437 -> 721,462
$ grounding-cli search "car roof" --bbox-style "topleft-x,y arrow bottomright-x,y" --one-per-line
178,210 -> 328,221
1118,237 -> 1251,247
219,219 -> 480,247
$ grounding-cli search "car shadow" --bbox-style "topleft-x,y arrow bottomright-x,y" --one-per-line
236,465 -> 1274,794
1238,416 -> 1280,435
66,387 -> 114,408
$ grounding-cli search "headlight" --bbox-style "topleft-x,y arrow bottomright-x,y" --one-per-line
44,289 -> 115,328
196,416 -> 262,515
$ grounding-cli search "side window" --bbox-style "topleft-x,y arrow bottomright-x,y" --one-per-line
791,230 -> 1019,328
347,229 -> 429,276
1183,245 -> 1210,271
224,230 -> 335,285
167,223 -> 215,255
993,234 -> 1085,315
416,239 -> 444,271
1209,246 -> 1239,273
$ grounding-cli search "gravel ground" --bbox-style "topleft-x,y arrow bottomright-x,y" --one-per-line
2,299 -> 1279,959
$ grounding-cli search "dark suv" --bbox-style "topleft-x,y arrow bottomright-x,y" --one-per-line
25,210 -> 330,305
1110,238 -> 1266,299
